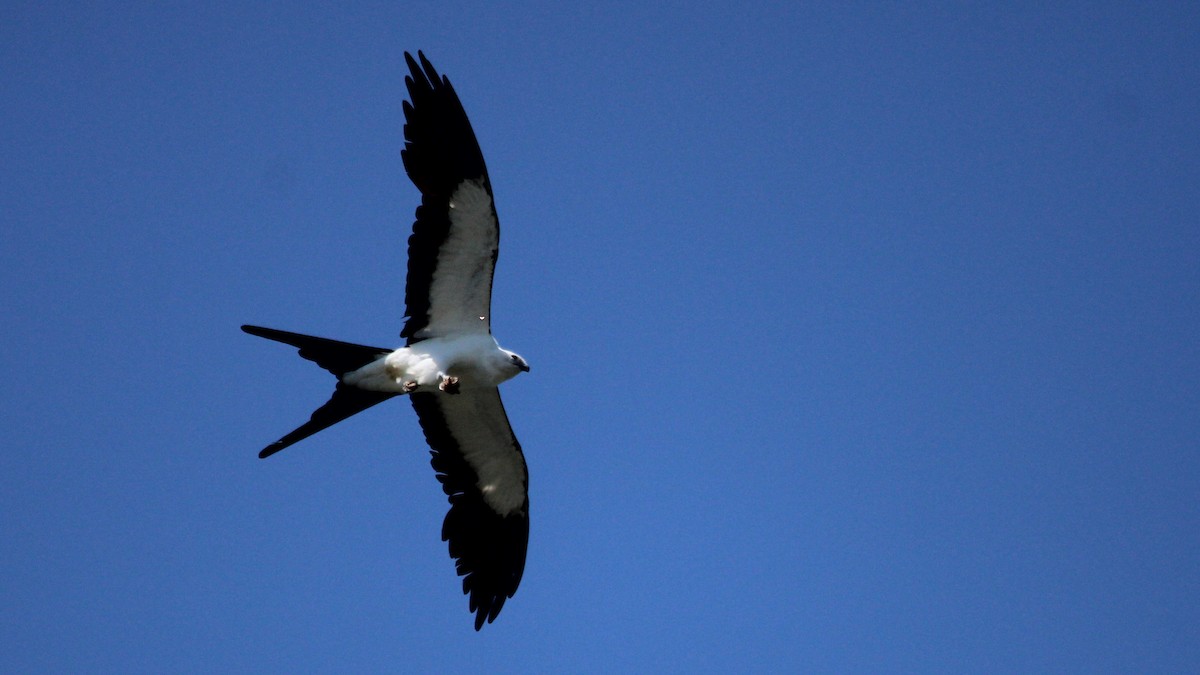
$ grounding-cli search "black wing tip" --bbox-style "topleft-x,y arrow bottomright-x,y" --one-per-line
467,590 -> 506,631
405,49 -> 439,77
472,606 -> 502,631
446,512 -> 528,631
404,50 -> 441,89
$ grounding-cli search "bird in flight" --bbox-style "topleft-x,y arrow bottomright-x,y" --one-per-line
242,51 -> 531,631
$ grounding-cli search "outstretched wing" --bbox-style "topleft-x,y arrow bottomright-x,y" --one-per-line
409,389 -> 529,630
401,51 -> 499,344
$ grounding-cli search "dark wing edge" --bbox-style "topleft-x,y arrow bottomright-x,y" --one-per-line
400,51 -> 497,344
409,389 -> 529,630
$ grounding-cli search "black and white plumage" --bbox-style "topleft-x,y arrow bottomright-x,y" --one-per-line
242,52 -> 531,630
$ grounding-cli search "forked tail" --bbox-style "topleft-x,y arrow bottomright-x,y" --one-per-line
241,325 -> 398,458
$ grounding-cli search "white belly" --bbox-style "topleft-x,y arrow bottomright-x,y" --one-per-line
341,333 -> 508,393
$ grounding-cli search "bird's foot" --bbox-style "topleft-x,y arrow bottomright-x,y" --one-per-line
439,375 -> 460,395
403,380 -> 420,393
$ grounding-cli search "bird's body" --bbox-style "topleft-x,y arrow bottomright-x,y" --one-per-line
242,51 -> 531,630
343,333 -> 528,395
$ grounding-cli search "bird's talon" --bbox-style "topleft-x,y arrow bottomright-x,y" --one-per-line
439,375 -> 460,394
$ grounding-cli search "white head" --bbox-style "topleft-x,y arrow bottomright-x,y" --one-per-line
503,349 -> 531,375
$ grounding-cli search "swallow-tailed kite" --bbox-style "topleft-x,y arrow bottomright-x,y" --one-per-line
242,51 -> 531,631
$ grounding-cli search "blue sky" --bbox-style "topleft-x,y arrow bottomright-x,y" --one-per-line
2,2 -> 1198,672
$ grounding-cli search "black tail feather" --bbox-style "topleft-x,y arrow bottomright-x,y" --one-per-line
241,325 -> 392,377
258,383 -> 397,458
242,325 -> 399,458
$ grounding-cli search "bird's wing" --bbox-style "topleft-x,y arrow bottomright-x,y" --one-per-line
409,388 -> 529,630
401,51 -> 499,344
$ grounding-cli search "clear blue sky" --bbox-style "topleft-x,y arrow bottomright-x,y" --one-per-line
2,2 -> 1198,672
